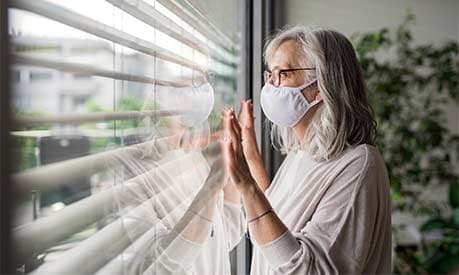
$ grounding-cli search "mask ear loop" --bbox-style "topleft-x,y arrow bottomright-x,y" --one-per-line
299,78 -> 318,90
309,65 -> 322,103
298,64 -> 320,102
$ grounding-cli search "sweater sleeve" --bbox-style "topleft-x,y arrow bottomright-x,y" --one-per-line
142,227 -> 207,274
222,200 -> 247,251
255,146 -> 391,274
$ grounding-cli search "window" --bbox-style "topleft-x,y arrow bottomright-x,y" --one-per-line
8,0 -> 247,274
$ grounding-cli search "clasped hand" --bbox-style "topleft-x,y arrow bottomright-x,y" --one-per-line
220,100 -> 258,192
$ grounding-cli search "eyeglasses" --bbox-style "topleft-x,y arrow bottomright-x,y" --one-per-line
263,67 -> 316,87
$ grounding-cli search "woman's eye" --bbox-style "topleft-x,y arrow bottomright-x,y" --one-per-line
279,72 -> 288,80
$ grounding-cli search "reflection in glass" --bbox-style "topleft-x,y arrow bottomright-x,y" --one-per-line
9,0 -> 245,274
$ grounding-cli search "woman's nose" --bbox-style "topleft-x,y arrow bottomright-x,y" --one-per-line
269,77 -> 281,87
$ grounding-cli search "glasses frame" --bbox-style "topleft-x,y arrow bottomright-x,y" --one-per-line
264,67 -> 316,87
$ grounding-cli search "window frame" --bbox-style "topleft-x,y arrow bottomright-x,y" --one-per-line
0,0 -> 13,273
234,0 -> 284,274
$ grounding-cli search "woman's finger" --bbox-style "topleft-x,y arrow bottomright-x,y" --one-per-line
243,100 -> 255,126
230,112 -> 241,141
231,114 -> 242,142
238,99 -> 251,127
220,108 -> 228,130
222,108 -> 232,133
224,138 -> 241,183
221,106 -> 229,116
238,99 -> 244,119
225,111 -> 240,153
220,139 -> 231,170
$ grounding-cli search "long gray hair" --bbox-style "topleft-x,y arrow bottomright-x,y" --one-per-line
264,25 -> 376,161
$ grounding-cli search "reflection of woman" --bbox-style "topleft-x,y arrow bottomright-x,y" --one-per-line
223,26 -> 392,274
115,93 -> 245,274
135,121 -> 246,275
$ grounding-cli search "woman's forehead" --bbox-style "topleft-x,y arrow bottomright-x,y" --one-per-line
268,40 -> 302,70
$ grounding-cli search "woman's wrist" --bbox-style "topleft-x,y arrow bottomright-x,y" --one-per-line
238,178 -> 258,197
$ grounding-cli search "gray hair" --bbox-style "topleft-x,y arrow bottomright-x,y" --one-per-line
264,25 -> 376,161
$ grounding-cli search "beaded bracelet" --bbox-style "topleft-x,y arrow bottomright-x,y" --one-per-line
248,208 -> 273,223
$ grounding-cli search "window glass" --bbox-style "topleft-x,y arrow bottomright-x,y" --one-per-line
9,0 -> 246,273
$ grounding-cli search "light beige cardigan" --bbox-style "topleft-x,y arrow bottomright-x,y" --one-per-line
250,144 -> 392,275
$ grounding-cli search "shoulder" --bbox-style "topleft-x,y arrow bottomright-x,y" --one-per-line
337,144 -> 385,172
354,144 -> 387,178
330,144 -> 388,190
326,145 -> 390,216
344,145 -> 390,199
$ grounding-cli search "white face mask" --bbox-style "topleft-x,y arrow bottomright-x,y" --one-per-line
179,82 -> 215,127
260,79 -> 321,127
156,82 -> 215,127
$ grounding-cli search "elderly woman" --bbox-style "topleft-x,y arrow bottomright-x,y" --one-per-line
222,26 -> 392,274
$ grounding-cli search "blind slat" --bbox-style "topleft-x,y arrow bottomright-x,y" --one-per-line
31,200 -> 190,275
10,0 -> 208,73
15,110 -> 184,128
157,0 -> 237,52
30,153 -> 210,275
106,0 -> 236,67
14,149 -> 203,265
12,54 -> 194,87
12,135 -> 182,194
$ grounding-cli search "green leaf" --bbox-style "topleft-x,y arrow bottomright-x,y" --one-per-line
450,180 -> 459,208
421,218 -> 449,232
452,209 -> 459,226
430,253 -> 459,274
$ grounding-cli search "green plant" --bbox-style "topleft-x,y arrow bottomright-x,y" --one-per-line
12,109 -> 51,171
417,180 -> 459,274
353,13 -> 459,274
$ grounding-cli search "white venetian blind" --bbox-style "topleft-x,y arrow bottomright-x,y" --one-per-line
8,0 -> 244,273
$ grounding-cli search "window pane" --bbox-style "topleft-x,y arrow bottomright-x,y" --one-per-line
9,0 -> 246,274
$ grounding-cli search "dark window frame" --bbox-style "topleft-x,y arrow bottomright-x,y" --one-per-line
236,0 -> 284,273
1,0 -> 13,273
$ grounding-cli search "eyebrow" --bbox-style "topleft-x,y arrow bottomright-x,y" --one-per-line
269,62 -> 293,71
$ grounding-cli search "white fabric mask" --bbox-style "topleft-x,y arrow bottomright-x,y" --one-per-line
260,79 -> 320,127
156,82 -> 215,127
179,82 -> 215,127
